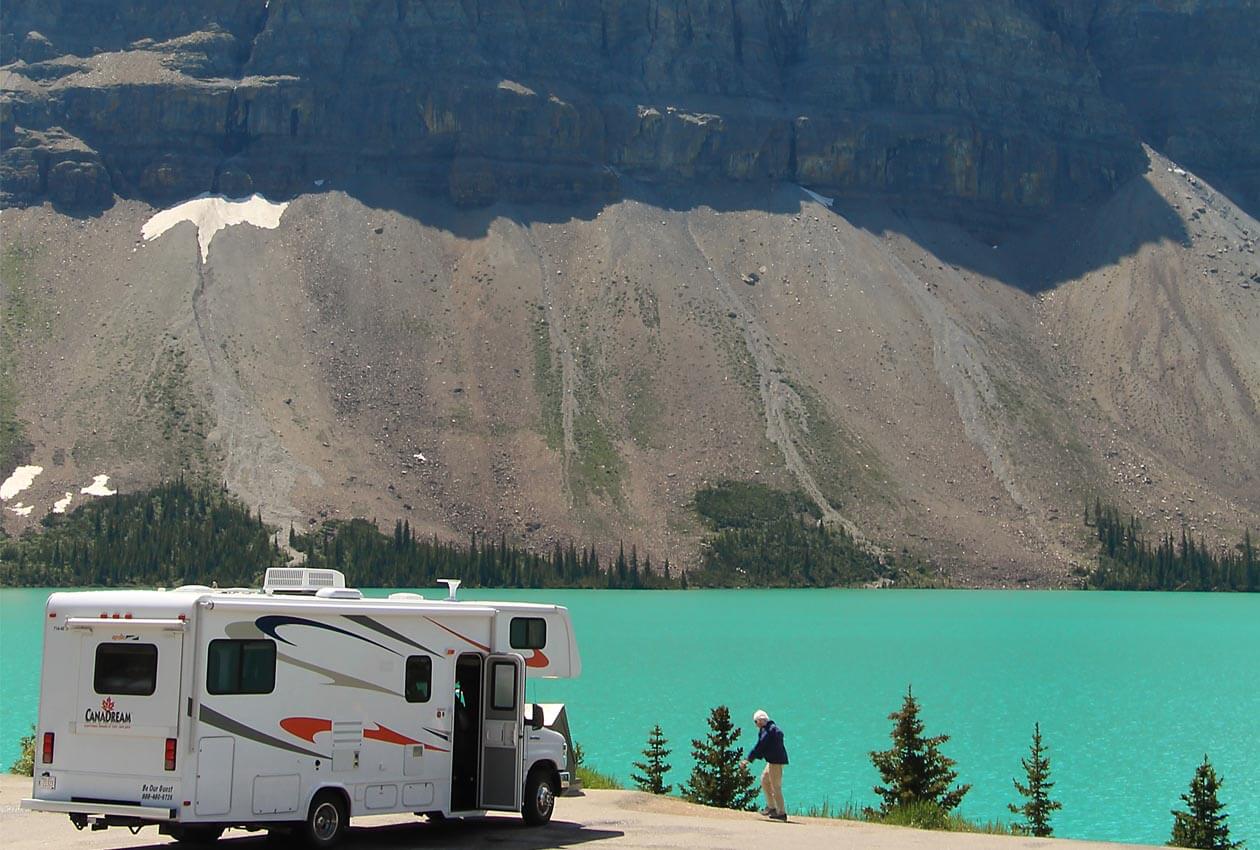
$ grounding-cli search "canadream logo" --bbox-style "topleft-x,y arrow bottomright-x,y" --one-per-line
84,696 -> 131,726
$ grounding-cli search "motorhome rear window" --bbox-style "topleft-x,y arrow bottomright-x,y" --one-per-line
509,617 -> 547,650
405,656 -> 432,703
94,644 -> 158,696
207,639 -> 276,695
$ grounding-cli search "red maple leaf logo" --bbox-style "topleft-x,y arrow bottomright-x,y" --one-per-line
101,697 -> 115,713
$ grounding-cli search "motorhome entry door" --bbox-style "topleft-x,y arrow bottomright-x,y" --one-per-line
478,654 -> 524,811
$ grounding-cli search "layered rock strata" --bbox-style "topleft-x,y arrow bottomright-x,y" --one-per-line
7,1 -> 1252,222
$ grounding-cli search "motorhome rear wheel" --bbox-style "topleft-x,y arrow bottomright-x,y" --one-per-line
302,790 -> 348,847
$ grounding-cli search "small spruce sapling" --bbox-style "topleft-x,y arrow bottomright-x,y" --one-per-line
631,724 -> 673,795
682,705 -> 758,810
1168,755 -> 1243,849
869,686 -> 970,814
1009,722 -> 1062,837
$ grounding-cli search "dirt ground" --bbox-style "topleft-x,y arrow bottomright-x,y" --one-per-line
0,774 -> 1161,850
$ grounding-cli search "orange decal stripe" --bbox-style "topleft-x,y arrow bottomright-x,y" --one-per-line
525,649 -> 550,669
364,723 -> 419,746
280,717 -> 332,743
281,717 -> 448,752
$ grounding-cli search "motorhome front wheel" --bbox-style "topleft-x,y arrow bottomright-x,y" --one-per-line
522,767 -> 558,826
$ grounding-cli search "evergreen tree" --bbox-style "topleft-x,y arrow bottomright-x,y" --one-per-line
631,724 -> 673,795
0,479 -> 287,587
1169,755 -> 1243,849
870,686 -> 970,814
1086,498 -> 1256,592
1009,723 -> 1061,837
682,706 -> 758,810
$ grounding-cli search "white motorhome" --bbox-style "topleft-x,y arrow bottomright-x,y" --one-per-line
21,570 -> 580,846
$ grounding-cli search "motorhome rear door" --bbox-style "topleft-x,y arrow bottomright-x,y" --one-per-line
478,654 -> 524,811
64,619 -> 186,779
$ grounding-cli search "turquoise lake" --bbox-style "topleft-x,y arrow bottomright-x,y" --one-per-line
1,587 -> 1256,845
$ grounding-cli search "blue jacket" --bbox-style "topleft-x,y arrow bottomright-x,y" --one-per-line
747,719 -> 788,765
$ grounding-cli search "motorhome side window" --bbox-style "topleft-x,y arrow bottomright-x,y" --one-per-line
207,639 -> 276,695
405,656 -> 432,703
94,644 -> 158,696
509,617 -> 546,649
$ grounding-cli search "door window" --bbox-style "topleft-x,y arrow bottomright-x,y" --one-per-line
94,644 -> 158,695
491,661 -> 517,711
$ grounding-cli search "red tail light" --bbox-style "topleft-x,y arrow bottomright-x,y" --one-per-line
42,733 -> 54,764
164,738 -> 177,771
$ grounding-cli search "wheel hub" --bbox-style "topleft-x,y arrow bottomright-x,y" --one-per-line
536,783 -> 555,815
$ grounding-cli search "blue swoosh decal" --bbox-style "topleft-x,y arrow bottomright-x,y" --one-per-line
255,615 -> 401,656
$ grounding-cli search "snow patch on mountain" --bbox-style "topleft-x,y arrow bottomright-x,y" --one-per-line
142,194 -> 289,262
1,465 -> 42,501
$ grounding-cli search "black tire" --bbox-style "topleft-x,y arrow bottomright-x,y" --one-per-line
302,790 -> 349,848
168,825 -> 224,845
521,766 -> 557,826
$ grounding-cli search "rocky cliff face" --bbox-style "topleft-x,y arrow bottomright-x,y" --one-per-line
3,2 -> 1258,583
5,1 -> 1255,222
1091,0 -> 1260,213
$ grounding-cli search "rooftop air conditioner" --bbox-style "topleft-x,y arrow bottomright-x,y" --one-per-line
264,567 -> 348,595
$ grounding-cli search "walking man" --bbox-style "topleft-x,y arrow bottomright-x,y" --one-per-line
742,709 -> 789,821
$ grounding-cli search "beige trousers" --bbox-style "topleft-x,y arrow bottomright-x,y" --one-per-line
760,763 -> 785,814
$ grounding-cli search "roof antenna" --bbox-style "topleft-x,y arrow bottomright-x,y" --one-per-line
438,579 -> 461,601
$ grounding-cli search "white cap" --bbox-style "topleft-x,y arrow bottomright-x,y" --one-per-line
753,709 -> 769,724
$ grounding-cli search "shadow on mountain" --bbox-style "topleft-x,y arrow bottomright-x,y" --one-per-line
833,175 -> 1192,293
334,177 -> 616,243
1195,169 -> 1260,223
335,166 -> 1190,293
47,193 -> 115,219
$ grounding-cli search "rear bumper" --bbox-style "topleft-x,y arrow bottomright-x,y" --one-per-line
21,798 -> 175,821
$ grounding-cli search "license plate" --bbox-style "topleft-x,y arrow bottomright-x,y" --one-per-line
37,775 -> 56,791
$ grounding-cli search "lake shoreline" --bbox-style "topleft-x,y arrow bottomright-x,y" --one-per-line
3,588 -> 1257,845
6,580 -> 1258,593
